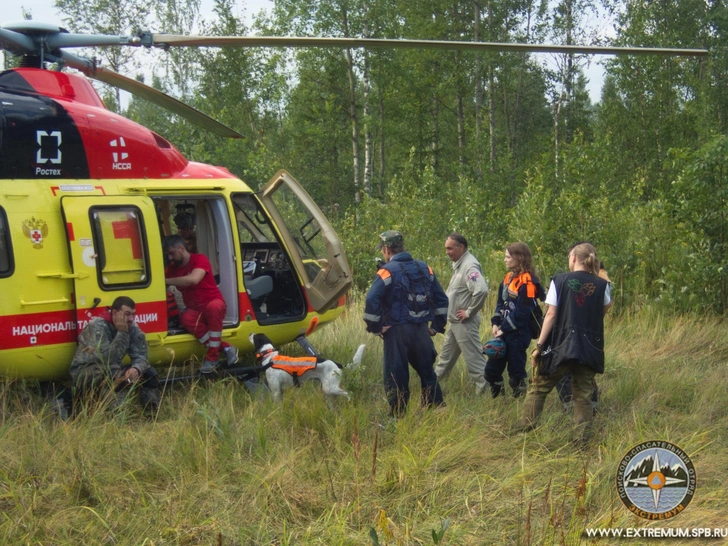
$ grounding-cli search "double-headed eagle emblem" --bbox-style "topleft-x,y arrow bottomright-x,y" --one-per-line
22,217 -> 49,249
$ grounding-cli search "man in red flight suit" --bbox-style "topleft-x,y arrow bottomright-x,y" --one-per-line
163,235 -> 238,373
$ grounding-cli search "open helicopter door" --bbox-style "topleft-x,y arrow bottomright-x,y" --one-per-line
61,196 -> 168,336
257,170 -> 352,312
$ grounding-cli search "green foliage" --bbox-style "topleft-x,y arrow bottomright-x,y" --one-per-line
337,152 -> 511,293
669,135 -> 728,313
431,517 -> 449,545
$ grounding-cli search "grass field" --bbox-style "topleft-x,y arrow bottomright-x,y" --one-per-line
1,302 -> 727,545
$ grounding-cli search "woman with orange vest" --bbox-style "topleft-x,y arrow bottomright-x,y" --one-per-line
486,242 -> 545,398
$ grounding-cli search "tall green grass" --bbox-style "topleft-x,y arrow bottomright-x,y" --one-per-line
1,305 -> 727,545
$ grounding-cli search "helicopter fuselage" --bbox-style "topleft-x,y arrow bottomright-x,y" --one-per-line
0,68 -> 351,380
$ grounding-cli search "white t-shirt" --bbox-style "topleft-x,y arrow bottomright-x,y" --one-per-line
545,278 -> 612,307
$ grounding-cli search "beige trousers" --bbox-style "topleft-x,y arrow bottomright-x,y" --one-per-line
435,316 -> 487,392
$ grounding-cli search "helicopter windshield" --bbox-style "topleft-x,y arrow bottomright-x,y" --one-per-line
232,194 -> 275,243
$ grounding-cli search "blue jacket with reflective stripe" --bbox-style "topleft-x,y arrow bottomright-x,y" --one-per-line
363,252 -> 449,334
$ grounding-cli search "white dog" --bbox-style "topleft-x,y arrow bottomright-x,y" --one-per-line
250,333 -> 365,402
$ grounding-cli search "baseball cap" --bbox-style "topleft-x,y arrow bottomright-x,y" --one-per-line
376,230 -> 403,250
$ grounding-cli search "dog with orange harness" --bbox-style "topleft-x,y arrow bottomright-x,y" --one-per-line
250,333 -> 365,402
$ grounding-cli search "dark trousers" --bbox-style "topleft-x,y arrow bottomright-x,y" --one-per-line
383,322 -> 444,416
484,329 -> 530,388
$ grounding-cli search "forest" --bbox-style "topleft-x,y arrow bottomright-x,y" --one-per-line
33,0 -> 728,313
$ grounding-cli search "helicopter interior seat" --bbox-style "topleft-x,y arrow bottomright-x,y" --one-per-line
245,274 -> 273,301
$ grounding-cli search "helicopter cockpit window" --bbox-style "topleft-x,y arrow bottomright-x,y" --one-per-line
0,207 -> 13,277
90,206 -> 150,289
262,184 -> 327,285
232,194 -> 275,243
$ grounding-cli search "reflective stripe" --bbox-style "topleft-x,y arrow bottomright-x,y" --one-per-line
408,294 -> 428,302
208,341 -> 221,348
434,307 -> 448,315
363,312 -> 381,322
409,310 -> 430,318
505,315 -> 517,330
209,331 -> 222,337
198,333 -> 210,344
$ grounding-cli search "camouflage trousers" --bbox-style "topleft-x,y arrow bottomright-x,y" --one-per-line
72,365 -> 160,411
520,359 -> 597,429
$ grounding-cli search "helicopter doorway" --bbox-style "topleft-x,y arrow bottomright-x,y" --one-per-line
232,193 -> 307,325
155,196 -> 239,329
232,170 -> 351,325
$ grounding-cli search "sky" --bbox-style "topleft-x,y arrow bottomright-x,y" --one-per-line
3,0 -> 605,103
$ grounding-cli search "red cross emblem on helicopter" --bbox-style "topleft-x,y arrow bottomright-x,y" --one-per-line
22,217 -> 49,249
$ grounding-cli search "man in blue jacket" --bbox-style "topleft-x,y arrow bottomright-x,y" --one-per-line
364,230 -> 449,416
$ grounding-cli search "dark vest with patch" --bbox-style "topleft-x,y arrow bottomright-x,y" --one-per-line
550,271 -> 608,373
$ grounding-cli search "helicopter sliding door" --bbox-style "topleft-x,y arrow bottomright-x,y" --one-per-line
257,170 -> 351,312
61,196 -> 167,335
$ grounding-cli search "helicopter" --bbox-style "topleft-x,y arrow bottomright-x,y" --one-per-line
0,20 -> 708,386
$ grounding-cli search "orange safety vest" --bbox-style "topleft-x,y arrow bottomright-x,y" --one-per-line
270,354 -> 318,376
503,271 -> 537,300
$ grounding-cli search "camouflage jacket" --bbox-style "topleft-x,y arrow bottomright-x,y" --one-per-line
69,317 -> 150,379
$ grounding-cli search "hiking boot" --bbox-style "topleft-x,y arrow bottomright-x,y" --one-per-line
510,378 -> 528,398
139,387 -> 161,413
509,421 -> 535,435
200,359 -> 220,374
51,397 -> 70,421
223,345 -> 239,366
486,380 -> 504,399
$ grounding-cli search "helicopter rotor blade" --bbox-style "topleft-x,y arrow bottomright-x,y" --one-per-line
0,26 -> 39,56
59,51 -> 244,139
147,35 -> 709,58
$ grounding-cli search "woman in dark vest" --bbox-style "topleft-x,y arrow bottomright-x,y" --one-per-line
518,242 -> 611,435
486,242 -> 545,398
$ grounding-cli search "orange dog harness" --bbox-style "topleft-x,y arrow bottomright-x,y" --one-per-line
270,355 -> 318,376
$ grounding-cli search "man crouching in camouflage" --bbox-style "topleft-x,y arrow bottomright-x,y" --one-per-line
70,296 -> 160,414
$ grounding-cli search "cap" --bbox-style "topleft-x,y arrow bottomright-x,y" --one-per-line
376,230 -> 403,250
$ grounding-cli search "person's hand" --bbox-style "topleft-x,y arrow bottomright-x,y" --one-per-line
530,348 -> 541,368
455,309 -> 468,321
121,367 -> 141,383
495,329 -> 503,337
491,324 -> 499,336
428,328 -> 436,336
112,310 -> 129,332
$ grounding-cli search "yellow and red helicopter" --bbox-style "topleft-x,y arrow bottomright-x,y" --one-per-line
0,21 -> 707,384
